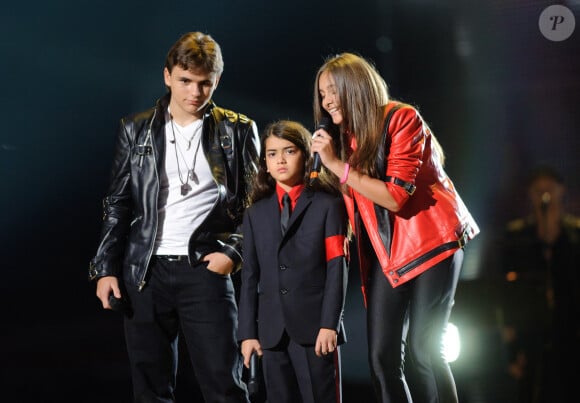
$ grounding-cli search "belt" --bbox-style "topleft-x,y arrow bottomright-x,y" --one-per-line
155,255 -> 188,262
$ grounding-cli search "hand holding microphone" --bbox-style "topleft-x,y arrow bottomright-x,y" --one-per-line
310,116 -> 333,184
248,351 -> 261,397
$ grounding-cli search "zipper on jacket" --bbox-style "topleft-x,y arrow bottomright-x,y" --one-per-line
396,231 -> 468,276
139,108 -> 159,292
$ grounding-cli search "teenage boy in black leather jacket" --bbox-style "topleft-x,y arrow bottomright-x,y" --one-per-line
89,31 -> 259,402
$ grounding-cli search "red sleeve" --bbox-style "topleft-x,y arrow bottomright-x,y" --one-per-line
385,106 -> 426,207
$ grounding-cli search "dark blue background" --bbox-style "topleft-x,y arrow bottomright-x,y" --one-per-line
1,1 -> 578,401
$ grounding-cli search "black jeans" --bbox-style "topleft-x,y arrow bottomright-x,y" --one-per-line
124,258 -> 249,403
365,247 -> 463,403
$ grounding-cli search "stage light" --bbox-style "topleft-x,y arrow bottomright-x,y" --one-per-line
443,322 -> 460,363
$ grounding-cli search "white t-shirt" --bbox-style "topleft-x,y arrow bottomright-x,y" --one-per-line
153,112 -> 218,255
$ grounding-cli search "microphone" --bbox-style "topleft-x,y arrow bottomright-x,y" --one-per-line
248,352 -> 260,396
309,116 -> 333,184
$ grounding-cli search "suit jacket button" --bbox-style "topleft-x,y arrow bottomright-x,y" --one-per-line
280,288 -> 288,295
279,264 -> 287,271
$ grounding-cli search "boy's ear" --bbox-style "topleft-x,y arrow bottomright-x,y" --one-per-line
163,67 -> 171,87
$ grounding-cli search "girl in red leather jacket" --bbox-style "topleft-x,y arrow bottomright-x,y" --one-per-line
310,52 -> 479,403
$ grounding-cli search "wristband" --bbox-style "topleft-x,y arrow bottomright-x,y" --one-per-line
340,163 -> 350,184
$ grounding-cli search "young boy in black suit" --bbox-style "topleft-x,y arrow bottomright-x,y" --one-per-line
238,120 -> 349,403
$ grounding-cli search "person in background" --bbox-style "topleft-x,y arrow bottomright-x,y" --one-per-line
310,52 -> 480,403
89,31 -> 259,402
238,120 -> 349,403
499,165 -> 580,403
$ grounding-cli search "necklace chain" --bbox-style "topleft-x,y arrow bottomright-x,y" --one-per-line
170,118 -> 202,196
171,119 -> 201,150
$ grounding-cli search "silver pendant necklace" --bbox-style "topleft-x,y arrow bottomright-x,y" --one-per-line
170,118 -> 202,196
170,117 -> 202,150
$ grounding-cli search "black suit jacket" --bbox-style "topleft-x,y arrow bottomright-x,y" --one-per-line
238,188 -> 348,349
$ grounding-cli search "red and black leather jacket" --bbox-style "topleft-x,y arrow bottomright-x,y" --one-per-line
344,102 -> 479,302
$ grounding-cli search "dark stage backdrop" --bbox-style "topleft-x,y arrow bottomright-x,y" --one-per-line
1,1 -> 578,402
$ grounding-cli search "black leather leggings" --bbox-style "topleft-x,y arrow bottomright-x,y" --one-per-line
365,246 -> 463,403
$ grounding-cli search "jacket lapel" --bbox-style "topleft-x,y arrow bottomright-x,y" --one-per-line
258,193 -> 283,242
203,103 -> 228,185
282,188 -> 314,238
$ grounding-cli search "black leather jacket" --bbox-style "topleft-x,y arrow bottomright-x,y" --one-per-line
89,94 -> 260,291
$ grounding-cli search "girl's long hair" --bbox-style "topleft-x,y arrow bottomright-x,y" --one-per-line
314,52 -> 447,177
314,53 -> 388,177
